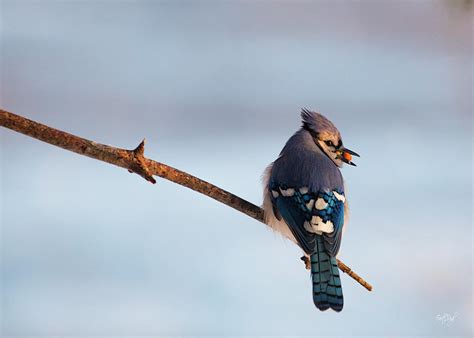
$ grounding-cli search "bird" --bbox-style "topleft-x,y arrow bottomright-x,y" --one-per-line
262,108 -> 359,312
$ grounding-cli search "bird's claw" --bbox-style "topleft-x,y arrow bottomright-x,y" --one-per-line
300,256 -> 311,270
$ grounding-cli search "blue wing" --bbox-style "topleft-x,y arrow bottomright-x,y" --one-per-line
270,183 -> 345,256
313,190 -> 345,257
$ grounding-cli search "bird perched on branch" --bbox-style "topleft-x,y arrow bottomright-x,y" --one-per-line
263,109 -> 359,312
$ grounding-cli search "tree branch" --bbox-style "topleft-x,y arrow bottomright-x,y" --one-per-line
0,108 -> 372,292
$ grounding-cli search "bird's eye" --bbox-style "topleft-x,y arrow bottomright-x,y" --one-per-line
324,140 -> 334,147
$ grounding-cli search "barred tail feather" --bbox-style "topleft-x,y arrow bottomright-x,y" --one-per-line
311,236 -> 343,312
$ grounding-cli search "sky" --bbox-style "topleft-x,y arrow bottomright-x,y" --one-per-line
0,0 -> 472,337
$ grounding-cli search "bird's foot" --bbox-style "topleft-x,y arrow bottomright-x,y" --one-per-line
300,256 -> 311,270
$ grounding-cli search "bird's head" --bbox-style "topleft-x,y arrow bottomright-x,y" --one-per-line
301,108 -> 359,167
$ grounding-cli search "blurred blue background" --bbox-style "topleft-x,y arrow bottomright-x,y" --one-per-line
1,0 -> 472,337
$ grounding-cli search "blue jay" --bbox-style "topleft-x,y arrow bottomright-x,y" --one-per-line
263,109 -> 359,312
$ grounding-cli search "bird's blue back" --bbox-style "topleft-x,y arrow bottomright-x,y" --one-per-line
269,128 -> 345,256
271,129 -> 343,192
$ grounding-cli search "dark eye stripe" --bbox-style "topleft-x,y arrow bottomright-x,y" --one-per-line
324,140 -> 334,147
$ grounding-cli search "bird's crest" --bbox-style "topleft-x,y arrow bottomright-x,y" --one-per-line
301,108 -> 340,137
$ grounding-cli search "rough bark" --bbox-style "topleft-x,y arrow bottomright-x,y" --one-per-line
0,108 -> 372,291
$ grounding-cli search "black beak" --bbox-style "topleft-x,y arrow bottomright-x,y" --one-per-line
340,147 -> 360,166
